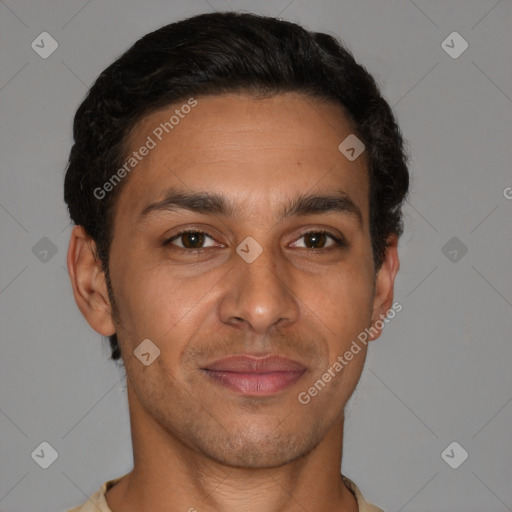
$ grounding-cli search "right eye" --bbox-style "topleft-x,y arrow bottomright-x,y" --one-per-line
163,230 -> 220,251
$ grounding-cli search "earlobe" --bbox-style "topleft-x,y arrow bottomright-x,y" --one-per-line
369,234 -> 400,341
67,225 -> 116,336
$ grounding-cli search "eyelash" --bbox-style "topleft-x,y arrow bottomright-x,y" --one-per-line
163,229 -> 347,252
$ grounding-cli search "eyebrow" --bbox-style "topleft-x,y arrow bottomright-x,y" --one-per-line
139,187 -> 363,225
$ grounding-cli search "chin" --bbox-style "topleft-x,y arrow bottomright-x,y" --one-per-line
194,425 -> 319,469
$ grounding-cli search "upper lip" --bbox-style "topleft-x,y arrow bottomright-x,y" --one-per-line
201,354 -> 307,373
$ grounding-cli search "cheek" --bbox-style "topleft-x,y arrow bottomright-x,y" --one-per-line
298,264 -> 374,405
116,272 -> 183,338
107,243 -> 175,340
110,253 -> 223,355
302,259 -> 374,337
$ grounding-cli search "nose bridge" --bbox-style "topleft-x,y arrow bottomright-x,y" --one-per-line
240,239 -> 280,289
220,237 -> 300,334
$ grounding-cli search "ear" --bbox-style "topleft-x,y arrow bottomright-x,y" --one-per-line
66,225 -> 116,336
368,233 -> 400,341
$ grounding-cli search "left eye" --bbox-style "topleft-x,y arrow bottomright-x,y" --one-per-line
290,231 -> 345,250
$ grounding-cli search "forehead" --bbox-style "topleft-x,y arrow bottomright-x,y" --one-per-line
115,92 -> 369,225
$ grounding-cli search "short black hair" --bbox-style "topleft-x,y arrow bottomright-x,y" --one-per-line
64,11 -> 409,362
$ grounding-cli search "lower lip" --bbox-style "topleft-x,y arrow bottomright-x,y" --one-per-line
202,370 -> 306,395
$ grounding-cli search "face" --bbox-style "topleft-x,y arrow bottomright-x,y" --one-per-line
71,92 -> 398,469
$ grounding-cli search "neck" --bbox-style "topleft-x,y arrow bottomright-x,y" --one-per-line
105,383 -> 358,512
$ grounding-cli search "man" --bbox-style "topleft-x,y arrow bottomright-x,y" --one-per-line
64,11 -> 409,512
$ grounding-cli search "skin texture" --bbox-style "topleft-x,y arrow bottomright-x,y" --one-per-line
67,92 -> 399,512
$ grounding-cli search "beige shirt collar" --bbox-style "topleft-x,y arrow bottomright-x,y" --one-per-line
67,473 -> 385,512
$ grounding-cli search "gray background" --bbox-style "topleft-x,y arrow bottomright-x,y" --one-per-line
0,1 -> 511,511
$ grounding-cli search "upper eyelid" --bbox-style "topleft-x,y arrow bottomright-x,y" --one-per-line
164,229 -> 221,249
167,229 -> 218,241
290,230 -> 341,241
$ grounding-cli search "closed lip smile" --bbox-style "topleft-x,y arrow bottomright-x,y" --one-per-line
200,354 -> 307,396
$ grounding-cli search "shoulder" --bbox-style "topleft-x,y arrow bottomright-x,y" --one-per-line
342,475 -> 387,512
65,474 -> 125,512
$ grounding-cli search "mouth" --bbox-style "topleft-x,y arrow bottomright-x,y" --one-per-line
200,354 -> 307,396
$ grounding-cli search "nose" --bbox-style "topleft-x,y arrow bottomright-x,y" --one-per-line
218,243 -> 300,336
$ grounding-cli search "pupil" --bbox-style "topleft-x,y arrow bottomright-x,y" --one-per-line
183,232 -> 204,248
306,232 -> 326,248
